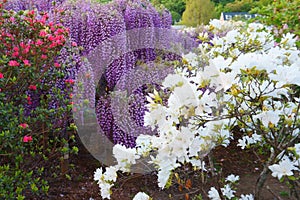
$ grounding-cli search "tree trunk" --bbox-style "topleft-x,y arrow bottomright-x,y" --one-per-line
254,149 -> 276,200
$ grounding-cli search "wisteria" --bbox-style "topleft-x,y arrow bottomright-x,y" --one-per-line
4,0 -> 64,12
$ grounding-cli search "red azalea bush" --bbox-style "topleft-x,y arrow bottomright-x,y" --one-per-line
0,1 -> 78,199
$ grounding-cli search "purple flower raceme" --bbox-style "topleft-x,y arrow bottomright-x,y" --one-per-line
94,1 -> 177,147
96,95 -> 114,142
4,0 -> 65,12
64,0 -> 194,147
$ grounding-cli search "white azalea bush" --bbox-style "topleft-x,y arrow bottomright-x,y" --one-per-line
94,20 -> 300,199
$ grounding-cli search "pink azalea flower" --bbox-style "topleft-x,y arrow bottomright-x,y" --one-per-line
8,60 -> 20,67
48,35 -> 55,41
23,47 -> 30,54
28,10 -> 35,16
23,60 -> 31,66
54,63 -> 60,68
23,135 -> 33,143
28,85 -> 37,90
40,18 -> 46,24
36,39 -> 43,46
12,51 -> 19,57
0,73 -> 3,79
55,28 -> 64,35
26,96 -> 32,104
39,30 -> 47,37
20,42 -> 25,48
41,54 -> 47,59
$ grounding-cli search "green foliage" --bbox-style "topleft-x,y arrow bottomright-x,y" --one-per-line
251,0 -> 300,48
181,0 -> 216,26
192,194 -> 203,200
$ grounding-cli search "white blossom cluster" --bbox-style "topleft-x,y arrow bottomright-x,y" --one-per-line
208,174 -> 254,200
93,145 -> 139,199
94,19 -> 300,199
269,143 -> 300,180
180,19 -> 245,37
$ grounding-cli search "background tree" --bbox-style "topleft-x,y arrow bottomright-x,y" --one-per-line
181,0 -> 216,26
223,0 -> 254,12
151,0 -> 185,24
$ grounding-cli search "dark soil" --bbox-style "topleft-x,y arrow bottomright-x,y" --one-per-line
43,136 -> 293,200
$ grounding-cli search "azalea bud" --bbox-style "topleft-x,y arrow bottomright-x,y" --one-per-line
19,123 -> 29,129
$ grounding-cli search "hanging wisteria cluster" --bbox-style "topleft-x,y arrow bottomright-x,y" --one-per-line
56,0 -> 178,147
4,0 -> 65,12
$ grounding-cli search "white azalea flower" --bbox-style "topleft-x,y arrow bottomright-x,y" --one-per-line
104,166 -> 118,182
240,194 -> 254,200
135,135 -> 152,156
221,184 -> 236,199
269,159 -> 298,179
99,182 -> 113,200
113,144 -> 140,172
225,174 -> 240,183
189,136 -> 204,157
237,137 -> 247,149
253,110 -> 281,127
144,104 -> 167,130
281,32 -> 297,48
162,73 -> 186,88
269,65 -> 300,87
94,168 -> 104,182
219,71 -> 236,91
133,192 -> 151,200
182,52 -> 199,67
294,143 -> 300,156
157,169 -> 172,189
219,129 -> 232,147
208,187 -> 221,200
226,29 -> 239,44
190,159 -> 206,170
251,133 -> 262,143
